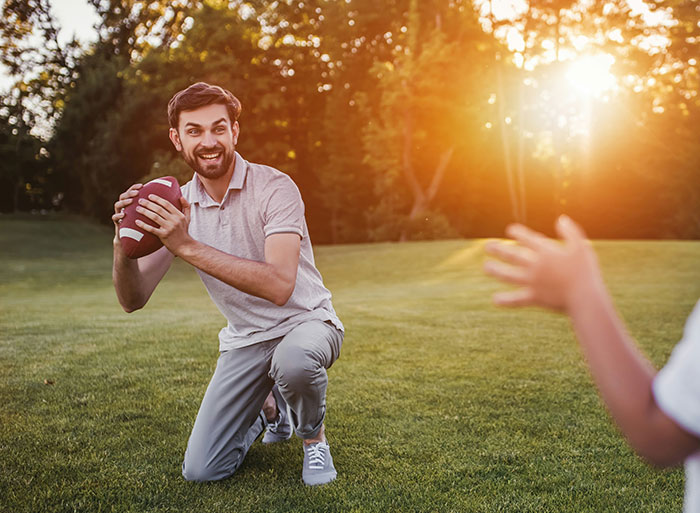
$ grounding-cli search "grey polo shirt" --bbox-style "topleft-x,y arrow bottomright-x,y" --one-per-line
180,152 -> 343,351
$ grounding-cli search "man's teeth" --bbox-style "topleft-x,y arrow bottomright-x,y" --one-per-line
200,153 -> 221,160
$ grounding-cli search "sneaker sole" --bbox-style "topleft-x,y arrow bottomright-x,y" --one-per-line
262,432 -> 293,444
303,470 -> 337,486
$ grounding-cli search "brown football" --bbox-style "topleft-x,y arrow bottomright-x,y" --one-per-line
119,176 -> 182,259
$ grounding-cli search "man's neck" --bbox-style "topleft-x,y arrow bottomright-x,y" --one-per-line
199,162 -> 235,204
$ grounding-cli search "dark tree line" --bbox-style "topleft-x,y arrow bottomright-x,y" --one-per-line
2,0 -> 699,241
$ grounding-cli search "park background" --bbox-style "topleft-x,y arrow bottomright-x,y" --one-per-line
2,1 -> 700,512
2,0 -> 699,242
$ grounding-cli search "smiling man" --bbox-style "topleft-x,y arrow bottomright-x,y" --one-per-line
111,82 -> 344,486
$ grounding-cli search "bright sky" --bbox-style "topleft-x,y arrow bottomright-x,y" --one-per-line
0,0 -> 99,91
52,0 -> 100,45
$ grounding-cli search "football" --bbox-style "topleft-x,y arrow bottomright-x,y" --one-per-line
119,176 -> 182,259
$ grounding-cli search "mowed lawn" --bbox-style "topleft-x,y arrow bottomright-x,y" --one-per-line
1,215 -> 699,513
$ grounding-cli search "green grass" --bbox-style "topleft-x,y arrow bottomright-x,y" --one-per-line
1,214 -> 698,512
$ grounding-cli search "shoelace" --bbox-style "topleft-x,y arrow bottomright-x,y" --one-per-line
305,442 -> 327,470
267,414 -> 282,432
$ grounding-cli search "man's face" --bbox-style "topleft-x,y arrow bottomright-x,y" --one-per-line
169,103 -> 239,180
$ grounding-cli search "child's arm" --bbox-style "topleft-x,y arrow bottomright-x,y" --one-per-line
484,215 -> 700,466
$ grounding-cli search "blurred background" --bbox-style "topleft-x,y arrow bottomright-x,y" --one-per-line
1,0 -> 698,243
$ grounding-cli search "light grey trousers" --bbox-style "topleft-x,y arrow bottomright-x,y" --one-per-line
181,319 -> 343,482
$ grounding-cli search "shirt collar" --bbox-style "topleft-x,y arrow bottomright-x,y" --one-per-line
190,152 -> 248,206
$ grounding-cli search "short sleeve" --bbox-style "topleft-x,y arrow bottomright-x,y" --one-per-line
653,300 -> 700,438
262,174 -> 305,238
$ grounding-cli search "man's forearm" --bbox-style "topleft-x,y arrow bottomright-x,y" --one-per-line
176,240 -> 294,306
113,239 -> 149,312
112,239 -> 173,312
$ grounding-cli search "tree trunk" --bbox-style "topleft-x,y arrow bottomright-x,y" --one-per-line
13,177 -> 23,213
399,108 -> 455,241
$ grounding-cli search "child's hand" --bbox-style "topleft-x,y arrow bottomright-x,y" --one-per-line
484,215 -> 602,313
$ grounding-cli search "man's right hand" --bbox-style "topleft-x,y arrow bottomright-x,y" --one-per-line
112,183 -> 143,239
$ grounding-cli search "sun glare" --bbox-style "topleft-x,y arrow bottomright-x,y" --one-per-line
565,54 -> 618,98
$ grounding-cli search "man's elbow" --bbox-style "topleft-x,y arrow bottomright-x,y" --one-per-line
270,281 -> 295,306
121,302 -> 145,314
116,291 -> 148,313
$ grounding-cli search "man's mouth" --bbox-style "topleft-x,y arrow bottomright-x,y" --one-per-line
198,151 -> 222,161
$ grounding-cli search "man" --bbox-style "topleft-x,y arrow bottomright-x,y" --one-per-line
485,215 -> 700,511
111,82 -> 344,486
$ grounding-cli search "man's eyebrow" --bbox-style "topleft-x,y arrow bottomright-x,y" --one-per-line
184,118 -> 228,128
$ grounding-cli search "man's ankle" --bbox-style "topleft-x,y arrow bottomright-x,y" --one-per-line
262,391 -> 278,422
303,425 -> 326,445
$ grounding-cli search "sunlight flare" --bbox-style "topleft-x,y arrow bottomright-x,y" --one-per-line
565,54 -> 618,97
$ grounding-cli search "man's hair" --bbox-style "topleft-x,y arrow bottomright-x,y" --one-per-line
167,82 -> 242,129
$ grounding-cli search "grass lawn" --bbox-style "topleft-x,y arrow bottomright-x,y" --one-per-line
1,214 -> 699,512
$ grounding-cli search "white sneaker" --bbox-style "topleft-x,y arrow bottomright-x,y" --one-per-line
302,441 -> 337,486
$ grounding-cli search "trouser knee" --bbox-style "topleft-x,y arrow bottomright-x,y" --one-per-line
270,344 -> 321,391
182,449 -> 245,482
182,458 -> 225,482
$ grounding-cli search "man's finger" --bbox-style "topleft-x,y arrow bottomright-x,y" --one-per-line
119,185 -> 142,201
138,197 -> 173,219
135,219 -> 160,235
483,260 -> 530,286
136,203 -> 167,225
505,223 -> 554,252
148,194 -> 179,214
114,198 -> 133,212
485,240 -> 535,267
492,288 -> 535,307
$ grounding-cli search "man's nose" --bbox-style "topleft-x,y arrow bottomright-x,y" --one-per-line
202,130 -> 217,147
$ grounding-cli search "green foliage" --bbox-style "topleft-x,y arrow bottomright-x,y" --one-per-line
0,95 -> 53,213
0,0 -> 81,129
360,8 -> 497,240
141,150 -> 195,185
2,216 -> 699,511
3,0 -> 700,239
49,50 -> 128,218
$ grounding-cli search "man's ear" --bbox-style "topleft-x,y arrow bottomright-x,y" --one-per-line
232,121 -> 240,145
169,128 -> 182,151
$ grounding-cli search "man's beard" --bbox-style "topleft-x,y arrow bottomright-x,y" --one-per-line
181,144 -> 235,180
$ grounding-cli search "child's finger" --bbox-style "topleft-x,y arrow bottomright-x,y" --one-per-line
492,288 -> 535,307
484,260 -> 530,286
506,223 -> 553,252
556,215 -> 587,245
485,240 -> 535,267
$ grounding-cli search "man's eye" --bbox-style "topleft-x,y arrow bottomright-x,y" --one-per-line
188,129 -> 200,136
215,127 -> 226,134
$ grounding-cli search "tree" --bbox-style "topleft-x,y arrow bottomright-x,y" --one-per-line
0,93 -> 50,212
45,0 -> 197,219
359,0 -> 497,240
6,0 -> 697,240
0,0 -> 82,136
